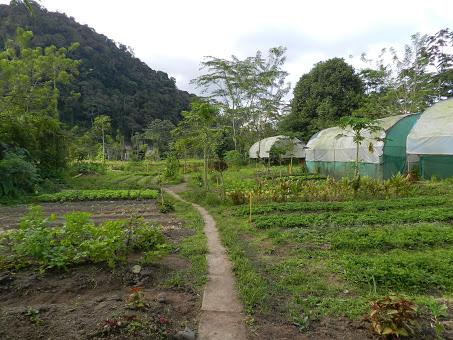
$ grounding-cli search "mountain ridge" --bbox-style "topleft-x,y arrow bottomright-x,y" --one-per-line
0,1 -> 193,137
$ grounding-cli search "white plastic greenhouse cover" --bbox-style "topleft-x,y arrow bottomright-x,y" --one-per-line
407,98 -> 453,155
248,135 -> 306,159
305,115 -> 409,164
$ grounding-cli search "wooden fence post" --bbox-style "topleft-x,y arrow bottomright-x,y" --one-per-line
249,192 -> 253,223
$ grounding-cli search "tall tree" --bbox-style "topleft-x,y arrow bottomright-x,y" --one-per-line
0,27 -> 79,176
175,100 -> 222,189
281,58 -> 364,141
192,46 -> 290,152
355,33 -> 437,117
424,28 -> 453,99
338,116 -> 384,180
142,119 -> 175,158
92,115 -> 111,163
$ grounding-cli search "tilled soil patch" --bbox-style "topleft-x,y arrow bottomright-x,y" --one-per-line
0,200 -> 179,232
0,201 -> 201,339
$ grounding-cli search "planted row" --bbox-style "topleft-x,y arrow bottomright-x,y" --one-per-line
253,207 -> 453,229
0,207 -> 166,271
35,189 -> 158,202
235,195 -> 450,216
330,224 -> 453,251
340,248 -> 453,293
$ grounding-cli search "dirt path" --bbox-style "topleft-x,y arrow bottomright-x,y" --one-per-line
164,184 -> 247,340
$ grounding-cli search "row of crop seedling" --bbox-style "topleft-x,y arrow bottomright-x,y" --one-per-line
328,223 -> 453,251
339,248 -> 453,293
0,206 -> 167,271
234,195 -> 451,216
227,174 -> 415,205
35,189 -> 158,202
253,206 -> 453,229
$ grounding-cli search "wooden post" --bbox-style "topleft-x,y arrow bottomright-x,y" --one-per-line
249,192 -> 253,223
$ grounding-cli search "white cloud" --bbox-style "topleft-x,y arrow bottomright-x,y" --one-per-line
2,0 -> 453,94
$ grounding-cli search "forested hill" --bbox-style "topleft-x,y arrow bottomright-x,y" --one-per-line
0,2 -> 193,137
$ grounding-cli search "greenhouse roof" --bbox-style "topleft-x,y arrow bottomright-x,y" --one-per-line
249,135 -> 305,159
407,98 -> 453,155
306,114 -> 411,164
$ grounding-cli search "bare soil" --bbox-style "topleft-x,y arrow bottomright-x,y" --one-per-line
0,200 -> 201,340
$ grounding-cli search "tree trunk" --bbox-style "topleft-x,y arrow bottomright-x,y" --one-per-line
355,142 -> 359,178
232,118 -> 238,151
102,128 -> 106,164
203,144 -> 208,190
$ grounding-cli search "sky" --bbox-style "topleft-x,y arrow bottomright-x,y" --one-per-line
3,0 -> 453,96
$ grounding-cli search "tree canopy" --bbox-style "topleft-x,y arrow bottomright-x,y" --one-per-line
280,58 -> 364,140
0,27 -> 79,177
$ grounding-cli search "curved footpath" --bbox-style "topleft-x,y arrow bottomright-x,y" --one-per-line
164,184 -> 247,340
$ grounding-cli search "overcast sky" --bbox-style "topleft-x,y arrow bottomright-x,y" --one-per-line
3,0 -> 453,95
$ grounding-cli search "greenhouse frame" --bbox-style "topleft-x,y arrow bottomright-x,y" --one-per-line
407,98 -> 453,179
248,135 -> 306,159
305,114 -> 420,179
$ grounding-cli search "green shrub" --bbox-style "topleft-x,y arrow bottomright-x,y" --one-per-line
157,200 -> 175,214
228,189 -> 248,205
0,153 -> 40,198
70,162 -> 106,176
224,150 -> 245,167
164,153 -> 180,179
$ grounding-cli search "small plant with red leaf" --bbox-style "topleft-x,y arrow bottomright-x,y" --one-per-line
127,287 -> 148,309
367,294 -> 420,337
103,318 -> 125,333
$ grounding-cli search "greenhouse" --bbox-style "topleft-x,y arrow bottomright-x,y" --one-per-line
407,98 -> 453,179
248,135 -> 306,159
305,114 -> 420,179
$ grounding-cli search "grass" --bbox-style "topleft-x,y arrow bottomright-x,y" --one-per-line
183,165 -> 453,336
165,198 -> 208,290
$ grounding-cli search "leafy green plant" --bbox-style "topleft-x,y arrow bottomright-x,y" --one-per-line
367,294 -> 419,337
0,207 -> 167,271
228,189 -> 248,205
70,162 -> 106,176
127,287 -> 148,309
164,153 -> 180,179
428,303 -> 448,339
25,307 -> 43,325
224,150 -> 245,167
157,200 -> 175,214
0,153 -> 40,198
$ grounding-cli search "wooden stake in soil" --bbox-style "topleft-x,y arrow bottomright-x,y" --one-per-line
249,192 -> 253,223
